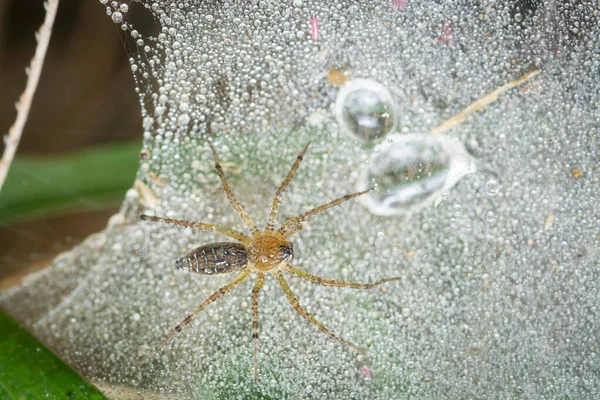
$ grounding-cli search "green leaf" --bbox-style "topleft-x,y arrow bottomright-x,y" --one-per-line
0,310 -> 106,399
0,141 -> 141,225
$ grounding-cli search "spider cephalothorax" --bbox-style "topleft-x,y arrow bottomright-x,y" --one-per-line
140,141 -> 400,379
247,235 -> 294,270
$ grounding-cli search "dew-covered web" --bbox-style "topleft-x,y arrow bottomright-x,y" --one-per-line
2,0 -> 599,398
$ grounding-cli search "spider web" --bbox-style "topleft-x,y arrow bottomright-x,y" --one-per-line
2,1 -> 600,399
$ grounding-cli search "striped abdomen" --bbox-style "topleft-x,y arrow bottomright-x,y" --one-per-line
176,242 -> 248,275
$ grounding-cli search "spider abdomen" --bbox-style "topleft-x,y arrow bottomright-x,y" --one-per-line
176,242 -> 248,274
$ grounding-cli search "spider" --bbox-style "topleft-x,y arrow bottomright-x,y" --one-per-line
140,141 -> 401,379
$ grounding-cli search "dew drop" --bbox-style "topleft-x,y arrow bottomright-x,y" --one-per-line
142,117 -> 154,130
111,12 -> 123,24
357,134 -> 476,216
178,113 -> 191,126
453,204 -> 462,217
335,79 -> 397,143
154,105 -> 165,116
485,179 -> 500,196
486,210 -> 497,224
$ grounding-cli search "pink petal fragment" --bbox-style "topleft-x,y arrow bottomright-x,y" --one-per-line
360,365 -> 372,380
439,20 -> 453,43
311,16 -> 319,40
391,0 -> 408,11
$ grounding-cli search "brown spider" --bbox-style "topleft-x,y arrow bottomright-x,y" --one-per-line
140,141 -> 400,379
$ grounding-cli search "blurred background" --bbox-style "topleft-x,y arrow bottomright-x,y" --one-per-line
0,0 -> 152,289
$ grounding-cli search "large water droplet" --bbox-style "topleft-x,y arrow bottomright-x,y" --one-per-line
335,79 -> 397,143
357,133 -> 476,216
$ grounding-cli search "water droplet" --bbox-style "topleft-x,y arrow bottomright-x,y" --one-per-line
111,12 -> 123,24
453,204 -> 462,217
154,105 -> 165,116
335,79 -> 397,143
179,102 -> 190,112
486,210 -> 497,224
357,134 -> 476,216
142,117 -> 154,130
137,344 -> 150,358
485,179 -> 500,196
178,113 -> 190,126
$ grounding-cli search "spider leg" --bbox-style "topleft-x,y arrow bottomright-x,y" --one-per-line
274,271 -> 365,355
251,273 -> 266,380
264,142 -> 311,234
277,188 -> 372,238
207,140 -> 260,237
286,265 -> 401,289
139,270 -> 250,365
140,214 -> 252,245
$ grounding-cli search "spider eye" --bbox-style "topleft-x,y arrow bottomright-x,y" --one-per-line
280,245 -> 294,260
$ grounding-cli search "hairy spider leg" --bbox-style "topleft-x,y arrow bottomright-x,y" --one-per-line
286,265 -> 401,289
207,140 -> 260,237
264,142 -> 311,234
274,271 -> 365,354
140,214 -> 251,245
251,273 -> 266,380
140,270 -> 250,365
277,188 -> 372,238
